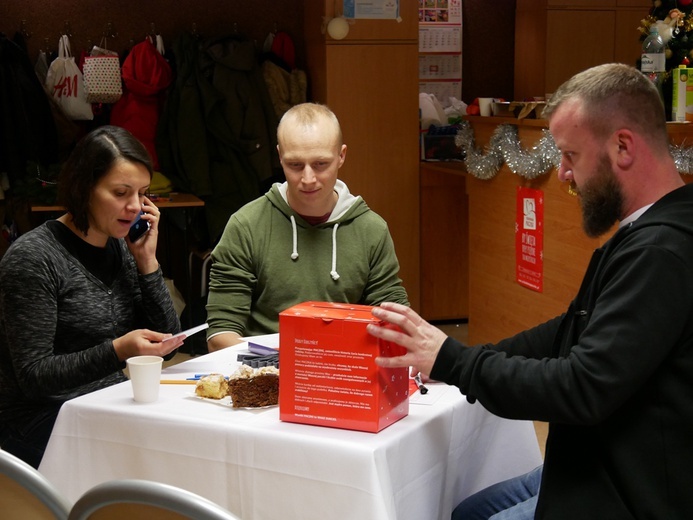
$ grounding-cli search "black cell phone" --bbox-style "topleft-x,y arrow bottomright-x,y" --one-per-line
128,211 -> 150,242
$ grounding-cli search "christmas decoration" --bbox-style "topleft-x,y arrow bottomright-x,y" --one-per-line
638,2 -> 693,117
671,142 -> 693,172
455,121 -> 693,180
455,122 -> 560,180
639,1 -> 693,70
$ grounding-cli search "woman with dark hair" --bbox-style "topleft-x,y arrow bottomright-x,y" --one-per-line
0,126 -> 183,468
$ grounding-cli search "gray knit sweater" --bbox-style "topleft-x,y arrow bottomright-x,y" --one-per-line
0,223 -> 180,425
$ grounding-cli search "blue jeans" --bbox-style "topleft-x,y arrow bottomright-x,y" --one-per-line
452,465 -> 543,520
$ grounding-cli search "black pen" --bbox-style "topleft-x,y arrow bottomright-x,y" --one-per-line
414,373 -> 429,395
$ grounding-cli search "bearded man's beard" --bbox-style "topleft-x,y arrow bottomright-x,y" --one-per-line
579,153 -> 624,238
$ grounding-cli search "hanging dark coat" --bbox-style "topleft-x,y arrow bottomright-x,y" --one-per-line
0,33 -> 58,193
157,33 -> 280,245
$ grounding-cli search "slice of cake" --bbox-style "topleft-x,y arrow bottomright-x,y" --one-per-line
227,365 -> 279,408
195,373 -> 229,399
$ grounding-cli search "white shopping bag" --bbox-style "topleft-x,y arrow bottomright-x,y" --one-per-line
45,35 -> 93,120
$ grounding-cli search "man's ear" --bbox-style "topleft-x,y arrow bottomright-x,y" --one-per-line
613,129 -> 635,170
338,144 -> 347,167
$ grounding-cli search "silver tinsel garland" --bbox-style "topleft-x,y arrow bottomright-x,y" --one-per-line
455,121 -> 693,179
671,144 -> 693,174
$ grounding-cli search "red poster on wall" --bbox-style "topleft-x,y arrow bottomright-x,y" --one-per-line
516,187 -> 544,292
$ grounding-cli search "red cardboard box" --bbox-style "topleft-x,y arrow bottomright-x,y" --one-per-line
279,301 -> 409,433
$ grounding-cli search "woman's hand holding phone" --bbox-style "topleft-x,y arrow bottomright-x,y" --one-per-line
127,197 -> 161,275
128,211 -> 150,242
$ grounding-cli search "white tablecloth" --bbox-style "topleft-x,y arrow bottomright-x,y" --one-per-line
39,345 -> 542,519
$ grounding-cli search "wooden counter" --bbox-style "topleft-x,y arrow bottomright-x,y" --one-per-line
420,162 -> 469,321
457,117 -> 693,345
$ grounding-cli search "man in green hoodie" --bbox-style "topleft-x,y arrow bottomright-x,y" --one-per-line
206,103 -> 409,351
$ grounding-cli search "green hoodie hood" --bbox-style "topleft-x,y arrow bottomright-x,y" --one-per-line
265,180 -> 370,280
207,178 -> 409,338
266,179 -> 369,224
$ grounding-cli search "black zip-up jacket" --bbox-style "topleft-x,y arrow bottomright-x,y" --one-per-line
433,183 -> 693,519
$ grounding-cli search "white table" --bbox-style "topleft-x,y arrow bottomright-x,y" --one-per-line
39,345 -> 542,519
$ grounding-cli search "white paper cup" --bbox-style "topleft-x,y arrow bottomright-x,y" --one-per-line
478,97 -> 494,117
126,355 -> 163,403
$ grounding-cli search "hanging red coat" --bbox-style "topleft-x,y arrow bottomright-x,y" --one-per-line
111,38 -> 172,170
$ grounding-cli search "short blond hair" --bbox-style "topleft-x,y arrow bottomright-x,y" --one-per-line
277,103 -> 343,149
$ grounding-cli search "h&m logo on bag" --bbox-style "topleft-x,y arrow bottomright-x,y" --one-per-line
53,75 -> 79,98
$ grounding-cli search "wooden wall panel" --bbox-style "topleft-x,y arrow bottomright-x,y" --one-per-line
461,0 -> 517,103
420,163 -> 469,321
322,43 -> 421,309
303,0 -> 421,310
545,10 -> 616,94
465,118 -> 605,345
515,0 -> 651,100
614,9 -> 650,68
0,1 -> 305,65
548,0 -> 616,6
514,0 -> 555,101
617,0 -> 652,6
514,1 -> 547,101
